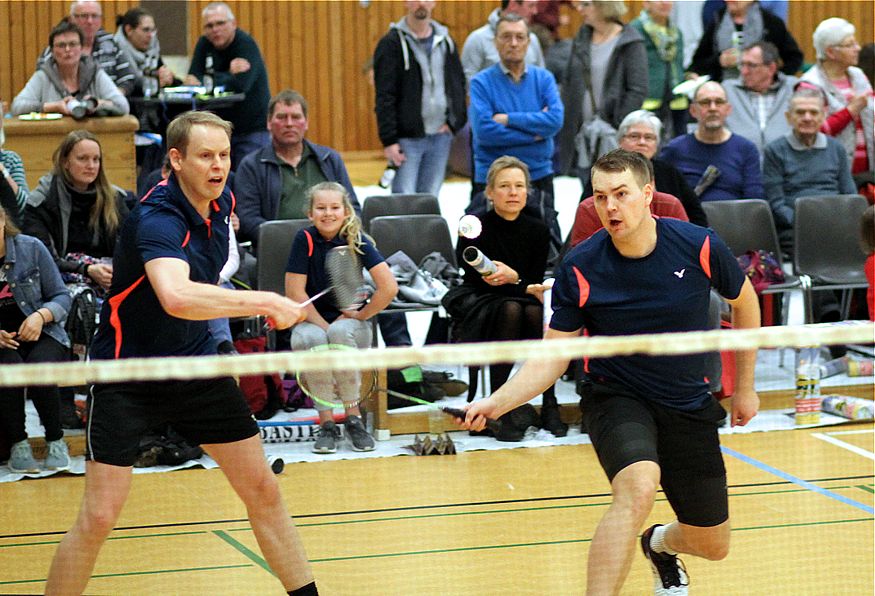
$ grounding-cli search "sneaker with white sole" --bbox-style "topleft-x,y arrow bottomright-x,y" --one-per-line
312,421 -> 341,454
45,439 -> 71,471
345,415 -> 375,452
8,440 -> 39,473
641,524 -> 689,595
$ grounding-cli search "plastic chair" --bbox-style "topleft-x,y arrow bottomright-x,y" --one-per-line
701,199 -> 804,322
256,219 -> 310,295
368,214 -> 456,268
793,194 -> 868,322
361,194 -> 440,233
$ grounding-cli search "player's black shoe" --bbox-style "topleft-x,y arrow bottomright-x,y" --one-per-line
641,524 -> 689,595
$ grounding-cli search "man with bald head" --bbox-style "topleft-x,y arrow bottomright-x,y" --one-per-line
36,1 -> 136,95
185,1 -> 271,169
659,80 -> 763,202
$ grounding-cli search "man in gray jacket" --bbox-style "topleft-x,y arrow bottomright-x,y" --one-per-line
725,41 -> 797,157
373,1 -> 467,198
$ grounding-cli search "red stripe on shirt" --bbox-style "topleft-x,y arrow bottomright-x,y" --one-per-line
304,229 -> 314,257
108,275 -> 146,359
699,236 -> 711,279
140,178 -> 169,202
181,230 -> 191,248
572,266 -> 590,308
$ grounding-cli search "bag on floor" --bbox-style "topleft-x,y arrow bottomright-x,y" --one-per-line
234,336 -> 286,419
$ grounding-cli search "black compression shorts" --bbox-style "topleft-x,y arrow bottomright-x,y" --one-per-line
580,380 -> 729,527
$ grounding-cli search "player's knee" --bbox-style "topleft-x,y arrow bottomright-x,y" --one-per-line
700,537 -> 730,561
242,467 -> 282,507
80,504 -> 121,538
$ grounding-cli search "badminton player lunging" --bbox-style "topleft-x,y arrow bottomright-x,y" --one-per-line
45,112 -> 318,596
462,149 -> 761,595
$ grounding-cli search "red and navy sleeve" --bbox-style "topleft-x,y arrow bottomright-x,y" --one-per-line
704,229 -> 746,300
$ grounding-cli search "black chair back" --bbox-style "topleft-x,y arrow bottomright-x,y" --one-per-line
369,214 -> 456,268
701,199 -> 784,263
794,194 -> 868,285
361,194 -> 440,233
256,219 -> 310,295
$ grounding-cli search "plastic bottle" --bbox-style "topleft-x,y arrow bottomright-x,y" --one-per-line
795,347 -> 822,425
203,55 -> 215,95
462,246 -> 497,276
378,162 -> 397,189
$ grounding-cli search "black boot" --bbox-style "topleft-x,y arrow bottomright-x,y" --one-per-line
540,403 -> 568,437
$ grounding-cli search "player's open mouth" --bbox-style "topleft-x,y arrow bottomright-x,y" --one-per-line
209,176 -> 223,184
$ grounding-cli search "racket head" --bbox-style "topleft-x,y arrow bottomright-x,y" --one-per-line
324,245 -> 369,311
295,343 -> 377,410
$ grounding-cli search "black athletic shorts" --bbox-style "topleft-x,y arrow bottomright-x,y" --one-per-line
580,380 -> 729,527
86,377 -> 259,467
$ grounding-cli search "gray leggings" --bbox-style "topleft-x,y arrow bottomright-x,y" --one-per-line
291,319 -> 372,411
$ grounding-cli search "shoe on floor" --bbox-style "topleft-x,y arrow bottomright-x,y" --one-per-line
345,415 -> 375,452
641,524 -> 689,595
540,405 -> 568,437
8,440 -> 40,474
45,438 -> 71,471
216,340 -> 239,355
312,421 -> 341,454
60,397 -> 84,430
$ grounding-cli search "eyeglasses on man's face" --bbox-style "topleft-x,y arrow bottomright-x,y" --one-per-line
695,98 -> 728,107
53,41 -> 82,50
623,132 -> 658,143
72,12 -> 101,21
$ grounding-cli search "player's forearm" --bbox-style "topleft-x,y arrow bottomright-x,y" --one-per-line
164,281 -> 283,321
730,283 -> 761,393
489,356 -> 569,418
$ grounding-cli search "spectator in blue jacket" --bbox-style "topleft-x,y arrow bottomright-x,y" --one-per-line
234,90 -> 361,247
470,14 -> 563,205
0,206 -> 72,474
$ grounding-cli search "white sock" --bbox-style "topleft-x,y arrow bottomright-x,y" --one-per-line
650,524 -> 677,555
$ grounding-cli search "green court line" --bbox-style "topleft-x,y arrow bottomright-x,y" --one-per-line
308,517 -> 873,564
857,484 -> 874,494
0,530 -> 208,550
311,537 -> 591,563
0,564 -> 253,586
3,483 -> 870,552
212,530 -> 275,577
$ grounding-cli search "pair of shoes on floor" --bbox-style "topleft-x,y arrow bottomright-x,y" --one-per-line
641,524 -> 689,595
8,439 -> 70,473
312,416 -> 375,454
540,405 -> 568,437
422,370 -> 468,397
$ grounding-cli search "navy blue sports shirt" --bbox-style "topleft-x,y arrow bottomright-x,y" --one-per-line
551,218 -> 746,410
90,174 -> 233,359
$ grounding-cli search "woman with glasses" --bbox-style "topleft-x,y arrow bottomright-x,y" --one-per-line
799,18 -> 873,176
113,7 -> 177,98
583,110 -> 707,226
11,21 -> 128,117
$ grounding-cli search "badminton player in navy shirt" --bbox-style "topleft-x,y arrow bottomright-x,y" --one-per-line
47,112 -> 319,596
462,150 -> 761,595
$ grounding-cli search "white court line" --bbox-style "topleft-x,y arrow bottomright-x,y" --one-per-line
822,428 -> 875,436
811,430 -> 875,460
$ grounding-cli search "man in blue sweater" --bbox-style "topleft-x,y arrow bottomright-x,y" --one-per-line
469,14 -> 563,204
660,81 -> 763,202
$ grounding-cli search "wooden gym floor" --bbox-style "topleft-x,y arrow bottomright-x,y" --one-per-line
1,419 -> 872,594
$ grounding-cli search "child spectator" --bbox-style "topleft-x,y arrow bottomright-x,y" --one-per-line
285,182 -> 398,454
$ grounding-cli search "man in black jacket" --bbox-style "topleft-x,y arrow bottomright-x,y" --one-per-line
373,1 -> 467,198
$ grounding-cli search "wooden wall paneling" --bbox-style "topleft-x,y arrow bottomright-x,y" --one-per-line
289,0 -> 306,95
0,2 -> 10,106
9,3 -> 26,106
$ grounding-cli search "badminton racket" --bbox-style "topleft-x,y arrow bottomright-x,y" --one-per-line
266,245 -> 369,331
373,386 -> 502,434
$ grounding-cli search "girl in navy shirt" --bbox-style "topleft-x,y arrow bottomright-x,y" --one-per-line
285,182 -> 397,454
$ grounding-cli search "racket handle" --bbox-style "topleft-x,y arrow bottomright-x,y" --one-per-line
300,287 -> 332,308
442,407 -> 502,434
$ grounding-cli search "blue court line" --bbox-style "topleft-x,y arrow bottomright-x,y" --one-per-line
721,446 -> 874,515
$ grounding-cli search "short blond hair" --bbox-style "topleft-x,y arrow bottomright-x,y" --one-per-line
166,111 -> 232,156
593,1 -> 627,22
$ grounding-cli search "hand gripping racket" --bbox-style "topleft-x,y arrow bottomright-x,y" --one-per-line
266,245 -> 369,331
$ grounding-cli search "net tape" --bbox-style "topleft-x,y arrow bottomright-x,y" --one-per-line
0,321 -> 871,388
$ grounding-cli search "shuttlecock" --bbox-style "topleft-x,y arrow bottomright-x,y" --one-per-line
458,214 -> 482,239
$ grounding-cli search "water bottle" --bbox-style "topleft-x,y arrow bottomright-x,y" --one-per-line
203,55 -> 215,95
463,246 -> 497,276
378,162 -> 397,189
795,347 -> 822,426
